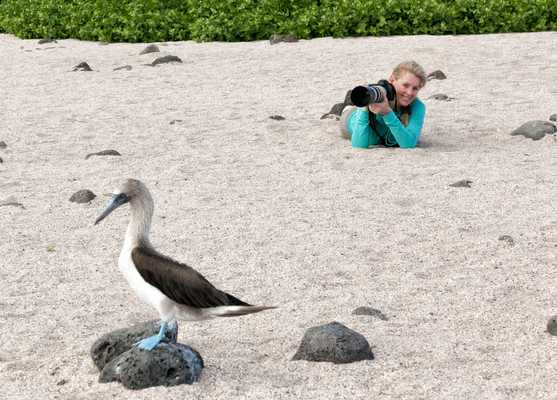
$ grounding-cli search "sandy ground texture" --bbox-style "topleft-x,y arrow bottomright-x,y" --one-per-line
1,31 -> 557,399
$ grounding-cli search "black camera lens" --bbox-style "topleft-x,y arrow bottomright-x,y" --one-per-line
350,85 -> 384,107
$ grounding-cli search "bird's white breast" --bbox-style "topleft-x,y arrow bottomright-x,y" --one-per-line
118,239 -> 176,321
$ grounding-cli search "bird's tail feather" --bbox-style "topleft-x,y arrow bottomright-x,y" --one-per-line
207,305 -> 277,318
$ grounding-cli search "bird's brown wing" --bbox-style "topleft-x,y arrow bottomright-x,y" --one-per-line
131,247 -> 250,308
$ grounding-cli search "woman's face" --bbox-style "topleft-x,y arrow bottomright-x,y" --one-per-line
389,72 -> 422,107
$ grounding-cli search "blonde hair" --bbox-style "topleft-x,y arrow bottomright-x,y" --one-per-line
392,61 -> 427,88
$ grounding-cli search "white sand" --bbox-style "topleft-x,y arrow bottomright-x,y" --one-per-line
1,31 -> 557,399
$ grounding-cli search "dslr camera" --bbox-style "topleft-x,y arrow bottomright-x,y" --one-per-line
350,80 -> 396,107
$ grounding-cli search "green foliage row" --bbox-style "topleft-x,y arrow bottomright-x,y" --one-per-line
0,0 -> 555,42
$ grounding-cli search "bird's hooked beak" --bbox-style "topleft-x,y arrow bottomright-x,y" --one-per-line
94,193 -> 130,225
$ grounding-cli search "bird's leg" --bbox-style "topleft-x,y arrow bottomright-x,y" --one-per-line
135,321 -> 168,351
167,319 -> 178,343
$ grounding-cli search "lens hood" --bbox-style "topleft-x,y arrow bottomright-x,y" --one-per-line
350,86 -> 371,107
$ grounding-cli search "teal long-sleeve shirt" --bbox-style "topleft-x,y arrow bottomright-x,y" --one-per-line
348,98 -> 426,149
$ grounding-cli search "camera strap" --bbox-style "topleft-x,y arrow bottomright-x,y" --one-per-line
369,98 -> 411,147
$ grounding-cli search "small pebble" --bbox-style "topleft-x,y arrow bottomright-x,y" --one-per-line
449,179 -> 472,188
151,55 -> 182,66
113,65 -> 132,71
427,70 -> 447,80
498,235 -> 515,246
352,306 -> 389,320
69,189 -> 96,203
269,34 -> 298,45
269,115 -> 285,120
428,93 -> 453,101
511,120 -> 556,141
0,196 -> 25,209
140,44 -> 160,55
547,315 -> 557,336
73,62 -> 92,71
0,141 -> 7,149
85,150 -> 121,160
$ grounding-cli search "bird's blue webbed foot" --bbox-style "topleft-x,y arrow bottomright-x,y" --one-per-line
135,321 -> 176,351
135,334 -> 164,351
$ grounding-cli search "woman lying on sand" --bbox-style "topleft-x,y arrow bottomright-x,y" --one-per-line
340,60 -> 427,149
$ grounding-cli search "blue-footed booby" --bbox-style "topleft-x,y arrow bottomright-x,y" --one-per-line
95,179 -> 275,351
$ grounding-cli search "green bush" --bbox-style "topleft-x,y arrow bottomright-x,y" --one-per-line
0,0 -> 193,41
0,0 -> 555,42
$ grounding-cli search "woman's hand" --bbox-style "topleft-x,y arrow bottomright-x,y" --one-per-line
368,87 -> 391,115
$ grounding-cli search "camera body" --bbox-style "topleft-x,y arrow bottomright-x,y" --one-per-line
350,79 -> 396,107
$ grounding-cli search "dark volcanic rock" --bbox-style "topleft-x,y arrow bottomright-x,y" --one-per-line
0,196 -> 25,209
427,70 -> 447,81
292,321 -> 374,364
547,315 -> 557,336
428,93 -> 453,101
85,149 -> 121,159
0,157 -> 3,163
352,306 -> 389,320
69,189 -> 96,203
151,55 -> 182,66
498,235 -> 515,246
269,115 -> 286,120
92,320 -> 202,389
0,141 -> 7,149
113,65 -> 132,71
269,34 -> 299,45
549,114 -> 557,122
99,342 -> 203,389
38,38 -> 57,44
510,120 -> 556,141
449,179 -> 472,188
91,320 -> 177,371
73,62 -> 93,71
140,44 -> 160,55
